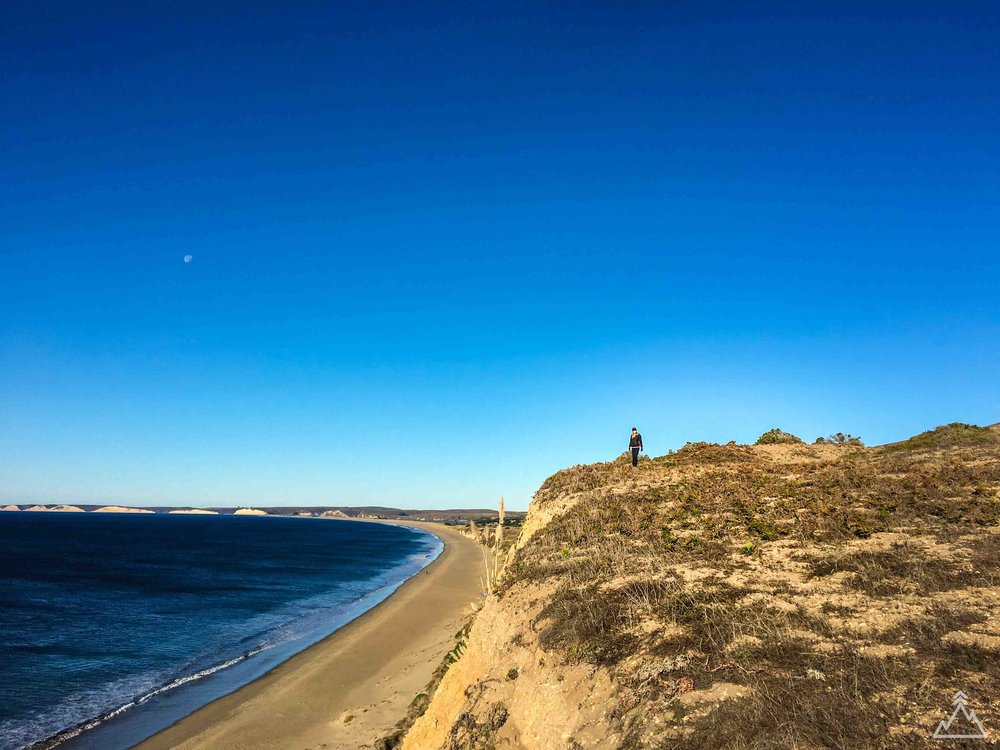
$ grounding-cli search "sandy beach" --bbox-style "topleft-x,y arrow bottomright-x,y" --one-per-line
134,521 -> 482,750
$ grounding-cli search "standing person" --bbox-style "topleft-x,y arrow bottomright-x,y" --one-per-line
628,427 -> 643,467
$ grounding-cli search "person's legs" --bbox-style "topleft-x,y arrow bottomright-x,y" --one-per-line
631,447 -> 639,466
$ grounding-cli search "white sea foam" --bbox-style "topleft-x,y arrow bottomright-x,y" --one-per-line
24,644 -> 272,749
5,523 -> 444,750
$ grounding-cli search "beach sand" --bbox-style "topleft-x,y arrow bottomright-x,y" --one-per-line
134,521 -> 482,750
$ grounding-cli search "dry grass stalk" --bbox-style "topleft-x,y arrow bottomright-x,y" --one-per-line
470,519 -> 494,595
497,496 -> 505,550
469,499 -> 509,596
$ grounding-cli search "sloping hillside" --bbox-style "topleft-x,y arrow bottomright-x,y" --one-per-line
403,423 -> 1000,749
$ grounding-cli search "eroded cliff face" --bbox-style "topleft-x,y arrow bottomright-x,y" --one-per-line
402,458 -> 686,750
404,425 -> 1000,750
401,581 -> 620,750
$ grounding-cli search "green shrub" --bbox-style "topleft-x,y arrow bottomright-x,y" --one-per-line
748,518 -> 780,541
818,432 -> 864,446
881,423 -> 1000,453
754,428 -> 804,445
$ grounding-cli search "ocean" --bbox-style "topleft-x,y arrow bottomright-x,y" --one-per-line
0,512 -> 442,750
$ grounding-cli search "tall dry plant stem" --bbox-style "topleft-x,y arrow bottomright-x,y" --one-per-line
469,520 -> 492,595
470,497 -> 507,596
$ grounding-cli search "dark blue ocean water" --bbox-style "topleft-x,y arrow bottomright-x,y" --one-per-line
0,512 -> 442,750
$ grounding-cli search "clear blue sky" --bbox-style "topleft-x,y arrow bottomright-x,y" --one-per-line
2,2 -> 998,510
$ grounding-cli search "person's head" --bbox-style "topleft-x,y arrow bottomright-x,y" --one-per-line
631,427 -> 638,434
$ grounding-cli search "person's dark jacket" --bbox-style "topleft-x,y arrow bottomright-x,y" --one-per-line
629,433 -> 643,450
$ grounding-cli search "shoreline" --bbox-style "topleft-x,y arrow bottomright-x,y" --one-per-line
126,520 -> 482,750
21,515 -> 445,750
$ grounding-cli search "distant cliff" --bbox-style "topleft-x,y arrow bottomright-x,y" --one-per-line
402,423 -> 1000,749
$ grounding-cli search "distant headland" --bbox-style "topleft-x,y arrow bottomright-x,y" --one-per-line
0,503 -> 524,524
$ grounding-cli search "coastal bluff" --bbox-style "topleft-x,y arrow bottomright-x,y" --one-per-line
402,422 -> 1000,749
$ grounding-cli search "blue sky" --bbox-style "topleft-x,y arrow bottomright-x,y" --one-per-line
2,2 -> 998,510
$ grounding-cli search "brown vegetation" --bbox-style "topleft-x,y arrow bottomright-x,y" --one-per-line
406,423 -> 1000,749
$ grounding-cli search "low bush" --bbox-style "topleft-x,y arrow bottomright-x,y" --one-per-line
754,428 -> 803,445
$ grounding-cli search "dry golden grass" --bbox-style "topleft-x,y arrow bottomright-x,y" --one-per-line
501,425 -> 1000,749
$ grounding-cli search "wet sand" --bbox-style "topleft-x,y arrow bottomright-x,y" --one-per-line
135,521 -> 482,750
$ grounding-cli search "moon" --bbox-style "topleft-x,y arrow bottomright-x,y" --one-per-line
183,255 -> 193,263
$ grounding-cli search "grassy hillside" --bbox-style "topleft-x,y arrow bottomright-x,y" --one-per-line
404,423 -> 1000,749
